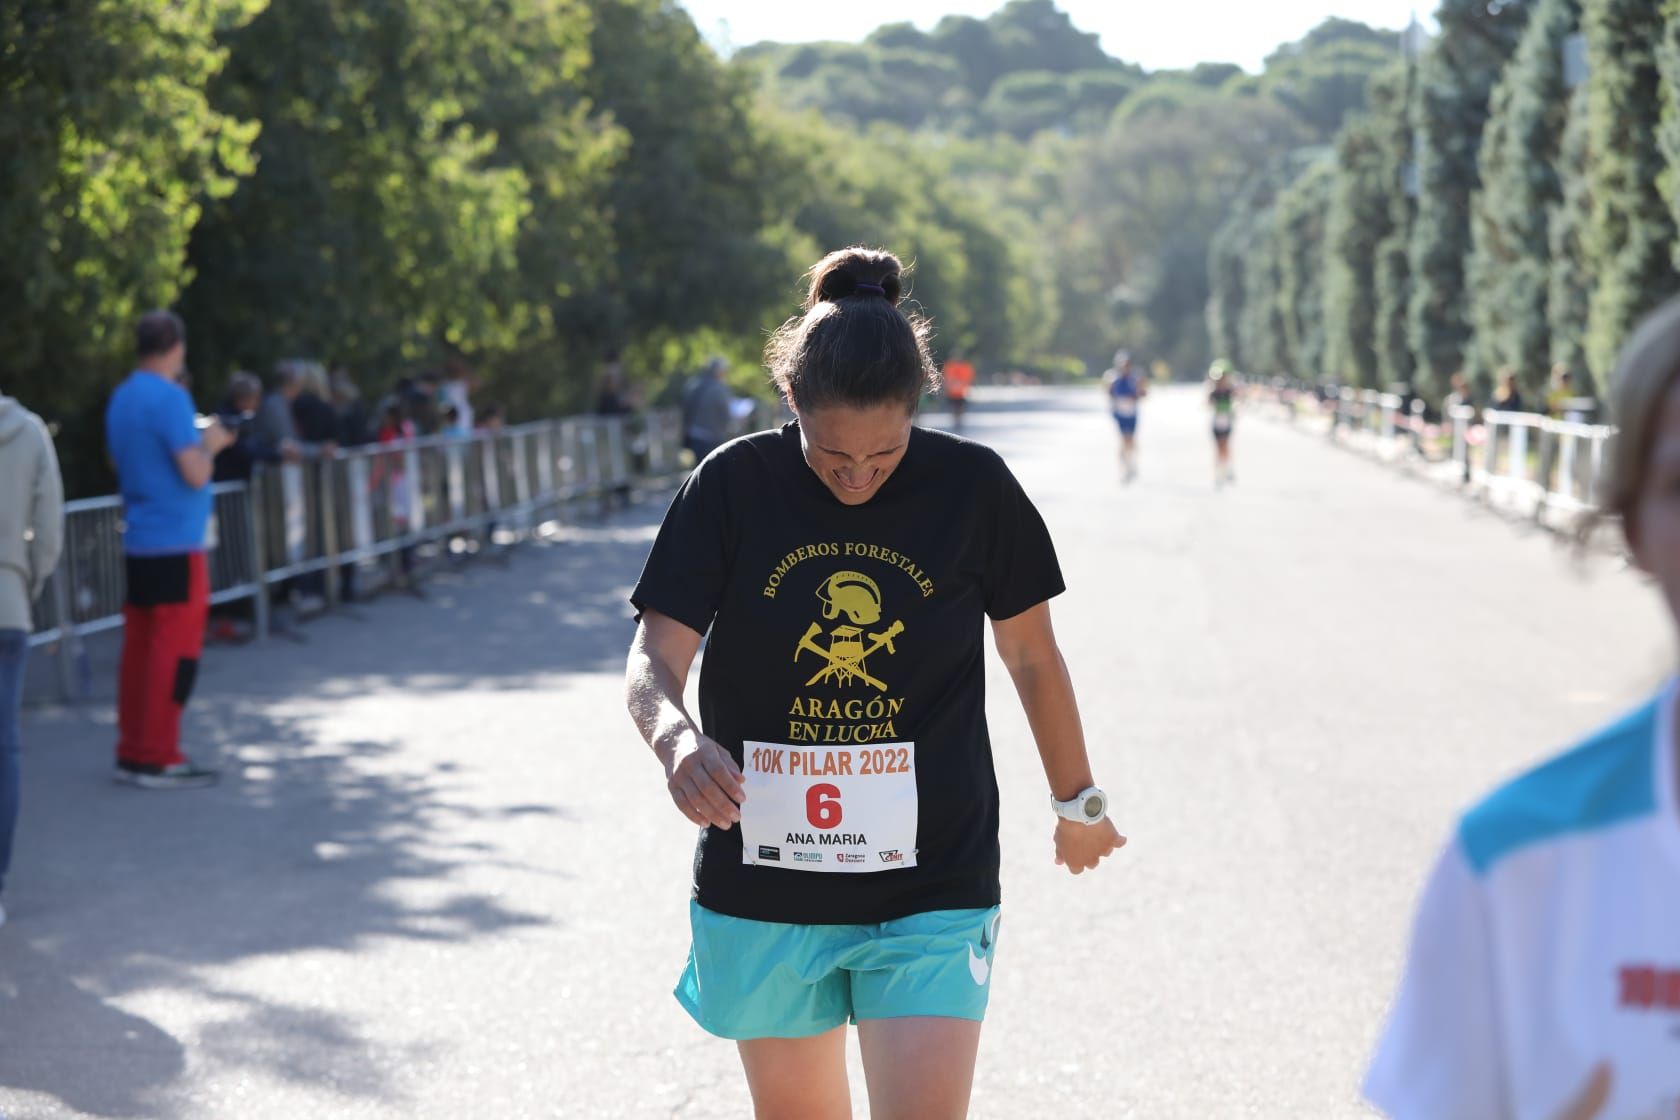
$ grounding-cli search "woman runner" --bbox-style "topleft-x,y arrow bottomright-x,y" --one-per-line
1104,350 -> 1146,482
1364,296 -> 1680,1120
1208,361 -> 1237,485
625,246 -> 1124,1120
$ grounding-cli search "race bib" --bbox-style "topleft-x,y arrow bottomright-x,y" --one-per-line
1113,397 -> 1138,418
740,741 -> 918,873
1213,413 -> 1234,433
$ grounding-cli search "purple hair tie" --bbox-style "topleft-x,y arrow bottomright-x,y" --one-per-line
855,283 -> 886,296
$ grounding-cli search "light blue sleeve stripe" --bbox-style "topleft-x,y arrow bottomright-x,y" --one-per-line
1459,699 -> 1658,876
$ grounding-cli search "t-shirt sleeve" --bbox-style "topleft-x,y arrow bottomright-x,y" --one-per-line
982,453 -> 1065,621
630,457 -> 734,637
161,385 -> 201,455
1363,835 -> 1509,1120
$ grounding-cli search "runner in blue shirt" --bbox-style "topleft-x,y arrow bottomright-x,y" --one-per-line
1103,350 -> 1146,482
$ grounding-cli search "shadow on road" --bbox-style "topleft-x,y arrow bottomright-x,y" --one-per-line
2,500 -> 668,1116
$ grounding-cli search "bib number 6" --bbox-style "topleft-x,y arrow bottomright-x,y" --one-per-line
806,783 -> 843,829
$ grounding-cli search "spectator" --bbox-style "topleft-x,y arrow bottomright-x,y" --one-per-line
595,355 -> 640,513
205,372 -> 265,643
0,388 -> 65,926
210,371 -> 266,484
681,356 -> 734,460
373,399 -> 422,594
251,363 -> 307,464
595,352 -> 635,417
477,404 -> 505,433
105,310 -> 231,789
1490,367 -> 1525,414
331,368 -> 371,447
1546,363 -> 1589,423
291,361 -> 338,451
396,374 -> 439,436
1446,371 -> 1478,416
441,356 -> 475,433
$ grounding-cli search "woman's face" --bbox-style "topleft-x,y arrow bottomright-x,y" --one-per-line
1632,378 -> 1680,635
795,402 -> 915,507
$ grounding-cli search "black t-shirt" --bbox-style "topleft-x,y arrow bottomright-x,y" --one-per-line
630,422 -> 1064,924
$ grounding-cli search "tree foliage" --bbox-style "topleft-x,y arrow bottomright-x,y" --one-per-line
1583,0 -> 1680,384
1323,69 -> 1403,388
35,0 -> 1680,497
1466,0 -> 1579,391
0,0 -> 263,488
1548,84 -> 1594,379
1406,0 -> 1528,395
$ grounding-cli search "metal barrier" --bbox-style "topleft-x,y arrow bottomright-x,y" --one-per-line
27,409 -> 683,698
1475,408 -> 1612,517
1254,382 -> 1617,522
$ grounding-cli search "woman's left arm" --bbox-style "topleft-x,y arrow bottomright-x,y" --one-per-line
992,601 -> 1126,874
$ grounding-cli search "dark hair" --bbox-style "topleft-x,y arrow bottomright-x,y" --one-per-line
766,246 -> 939,413
136,310 -> 185,359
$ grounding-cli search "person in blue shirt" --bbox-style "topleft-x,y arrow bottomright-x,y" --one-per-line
1103,350 -> 1147,482
105,311 -> 233,790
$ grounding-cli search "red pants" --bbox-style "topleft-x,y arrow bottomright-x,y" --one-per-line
117,552 -> 209,769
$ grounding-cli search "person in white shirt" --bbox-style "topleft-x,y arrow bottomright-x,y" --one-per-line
1365,296 -> 1680,1120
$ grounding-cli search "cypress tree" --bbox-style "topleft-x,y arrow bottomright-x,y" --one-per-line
1466,0 -> 1579,392
1325,66 -> 1406,388
1406,0 -> 1528,395
1548,84 -> 1593,379
1583,0 -> 1680,384
1276,158 -> 1336,380
1375,57 -> 1418,391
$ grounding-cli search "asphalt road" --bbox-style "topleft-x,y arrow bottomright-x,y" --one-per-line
2,386 -> 1671,1119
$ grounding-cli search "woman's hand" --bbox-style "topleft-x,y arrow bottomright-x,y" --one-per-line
662,729 -> 745,830
1053,818 -> 1125,874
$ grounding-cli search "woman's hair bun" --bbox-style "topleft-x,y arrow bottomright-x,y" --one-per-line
806,246 -> 903,309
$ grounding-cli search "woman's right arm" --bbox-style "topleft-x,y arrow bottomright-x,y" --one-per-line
625,609 -> 744,829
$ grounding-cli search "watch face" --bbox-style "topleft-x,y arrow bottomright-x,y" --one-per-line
1082,795 -> 1103,819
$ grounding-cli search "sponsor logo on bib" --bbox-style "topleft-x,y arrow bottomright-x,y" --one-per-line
743,547 -> 930,873
757,845 -> 780,862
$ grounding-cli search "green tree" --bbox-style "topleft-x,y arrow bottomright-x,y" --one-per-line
0,0 -> 263,490
1406,0 -> 1528,396
1583,0 -> 1680,384
1276,157 -> 1336,379
1209,165 -> 1295,375
1072,94 -> 1305,375
1548,84 -> 1594,378
1323,70 -> 1405,387
1466,0 -> 1579,391
181,0 -> 540,388
1368,59 -> 1417,391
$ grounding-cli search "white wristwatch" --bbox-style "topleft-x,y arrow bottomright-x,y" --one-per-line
1051,786 -> 1108,825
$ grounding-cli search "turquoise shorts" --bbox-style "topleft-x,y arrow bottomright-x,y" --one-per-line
675,901 -> 1002,1040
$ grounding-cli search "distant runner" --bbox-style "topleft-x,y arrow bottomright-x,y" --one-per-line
1208,361 -> 1236,485
943,354 -> 974,434
1103,350 -> 1146,482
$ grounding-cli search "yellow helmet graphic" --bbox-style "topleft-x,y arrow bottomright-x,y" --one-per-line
817,571 -> 883,625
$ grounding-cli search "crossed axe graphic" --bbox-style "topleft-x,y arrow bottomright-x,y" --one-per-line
796,620 -> 904,691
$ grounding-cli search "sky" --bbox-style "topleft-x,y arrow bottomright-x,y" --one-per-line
678,1 -> 1433,73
